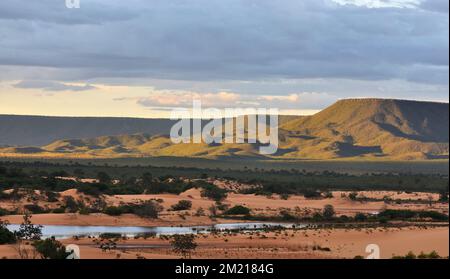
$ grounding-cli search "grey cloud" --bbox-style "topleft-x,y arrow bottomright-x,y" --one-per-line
14,80 -> 96,91
0,0 -> 137,24
420,0 -> 449,13
0,0 -> 448,87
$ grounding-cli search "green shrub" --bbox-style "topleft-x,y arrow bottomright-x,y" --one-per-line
63,196 -> 80,213
171,200 -> 192,211
52,207 -> 66,214
354,213 -> 368,222
302,189 -> 322,199
418,251 -> 441,259
78,208 -> 91,215
45,191 -> 60,203
134,201 -> 163,219
279,210 -> 297,221
348,192 -> 358,200
0,207 -> 10,216
199,184 -> 228,201
15,213 -> 43,240
104,206 -> 124,216
170,234 -> 197,259
33,237 -> 70,259
322,204 -> 336,220
0,221 -> 16,244
392,251 -> 417,259
223,205 -> 251,215
99,233 -> 122,239
24,204 -> 47,214
378,209 -> 448,221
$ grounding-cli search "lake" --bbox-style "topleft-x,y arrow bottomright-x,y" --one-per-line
7,222 -> 305,239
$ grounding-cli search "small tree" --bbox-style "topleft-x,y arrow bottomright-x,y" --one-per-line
134,200 -> 163,219
354,213 -> 367,222
170,234 -> 197,259
208,205 -> 218,217
439,186 -> 449,202
200,184 -> 227,201
73,169 -> 85,181
33,237 -> 71,259
195,207 -> 205,216
97,171 -> 111,184
15,213 -> 43,241
322,204 -> 336,220
224,205 -> 251,215
0,220 -> 16,244
349,192 -> 358,201
171,200 -> 193,211
141,172 -> 153,186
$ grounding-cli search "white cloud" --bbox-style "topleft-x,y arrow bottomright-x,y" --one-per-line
135,91 -> 241,108
332,0 -> 422,9
119,90 -> 338,111
13,80 -> 96,91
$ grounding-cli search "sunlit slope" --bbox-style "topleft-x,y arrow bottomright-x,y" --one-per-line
1,99 -> 448,160
279,99 -> 449,159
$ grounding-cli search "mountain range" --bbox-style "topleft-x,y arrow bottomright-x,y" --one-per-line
0,99 -> 448,160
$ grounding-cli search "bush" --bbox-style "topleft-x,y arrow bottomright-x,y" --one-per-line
24,204 -> 47,214
45,191 -> 60,203
52,207 -> 66,214
104,206 -> 124,216
392,251 -> 417,259
349,192 -> 358,200
99,233 -> 122,239
279,210 -> 297,221
378,209 -> 448,221
63,196 -> 80,213
33,237 -> 70,259
134,201 -> 163,219
199,184 -> 228,201
223,205 -> 251,215
354,213 -> 368,222
170,234 -> 197,259
15,214 -> 43,241
322,204 -> 336,220
0,207 -> 10,216
418,251 -> 441,259
215,202 -> 229,211
323,191 -> 334,199
97,172 -> 111,184
171,200 -> 192,211
78,208 -> 91,215
302,189 -> 322,199
0,221 -> 16,244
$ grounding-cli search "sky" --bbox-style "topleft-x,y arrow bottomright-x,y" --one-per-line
0,0 -> 448,118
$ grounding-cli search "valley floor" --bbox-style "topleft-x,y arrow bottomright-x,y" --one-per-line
1,226 -> 447,259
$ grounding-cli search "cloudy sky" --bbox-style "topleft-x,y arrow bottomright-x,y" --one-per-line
0,0 -> 448,117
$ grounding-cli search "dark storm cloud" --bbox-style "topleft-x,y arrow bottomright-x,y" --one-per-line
0,0 -> 448,84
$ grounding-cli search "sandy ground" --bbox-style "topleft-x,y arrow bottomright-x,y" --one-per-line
2,188 -> 447,226
106,189 -> 449,217
1,188 -> 448,259
1,226 -> 446,259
